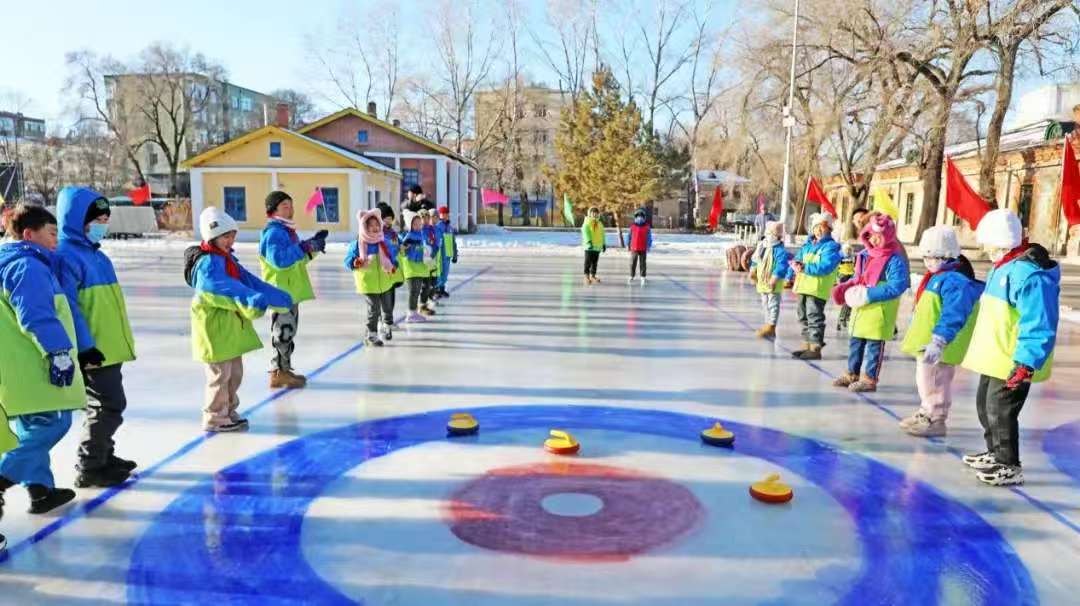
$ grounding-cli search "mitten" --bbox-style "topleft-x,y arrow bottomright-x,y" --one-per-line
48,352 -> 76,387
1005,364 -> 1034,390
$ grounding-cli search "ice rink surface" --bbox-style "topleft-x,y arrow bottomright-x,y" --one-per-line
2,243 -> 1080,605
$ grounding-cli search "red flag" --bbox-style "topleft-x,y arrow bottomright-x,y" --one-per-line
805,176 -> 837,218
1061,138 -> 1080,228
945,158 -> 992,229
129,183 -> 151,206
708,186 -> 723,230
305,188 -> 325,214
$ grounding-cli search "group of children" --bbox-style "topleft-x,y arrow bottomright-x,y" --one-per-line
580,206 -> 654,286
749,207 -> 1061,486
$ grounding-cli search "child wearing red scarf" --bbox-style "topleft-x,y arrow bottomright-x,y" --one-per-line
897,226 -> 982,437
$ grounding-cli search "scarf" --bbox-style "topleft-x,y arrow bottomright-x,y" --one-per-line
854,216 -> 902,287
992,242 -> 1031,269
271,217 -> 300,243
915,260 -> 957,303
199,242 -> 240,279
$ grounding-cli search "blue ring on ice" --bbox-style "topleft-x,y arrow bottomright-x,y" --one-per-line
1044,420 -> 1080,487
126,405 -> 1036,605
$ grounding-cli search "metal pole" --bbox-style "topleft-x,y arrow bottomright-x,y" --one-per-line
778,0 -> 800,240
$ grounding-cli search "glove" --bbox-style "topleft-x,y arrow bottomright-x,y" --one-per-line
300,240 -> 314,254
305,237 -> 327,254
1005,364 -> 1034,390
48,352 -> 76,387
832,281 -> 853,306
921,334 -> 947,365
78,347 -> 106,370
844,285 -> 869,308
313,230 -> 329,241
452,255 -> 458,264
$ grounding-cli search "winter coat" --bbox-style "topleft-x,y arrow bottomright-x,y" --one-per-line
850,251 -> 910,341
750,241 -> 792,294
0,241 -> 86,416
399,231 -> 430,280
963,244 -> 1060,382
436,220 -> 458,265
581,218 -> 605,252
259,219 -> 316,305
792,234 -> 842,301
189,249 -> 293,364
383,226 -> 404,286
901,269 -> 983,365
421,225 -> 440,275
56,186 -> 136,366
629,223 -> 653,253
345,240 -> 395,295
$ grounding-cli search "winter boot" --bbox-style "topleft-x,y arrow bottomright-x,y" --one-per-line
75,465 -> 130,488
898,409 -> 923,429
365,334 -> 384,347
584,276 -> 593,286
270,370 -> 306,390
427,299 -> 439,311
380,322 -> 393,342
286,370 -> 308,385
791,343 -> 811,358
903,411 -> 947,438
592,276 -> 601,283
848,376 -> 878,393
976,464 -> 1024,486
108,454 -> 138,473
27,484 -> 76,515
962,451 -> 998,471
438,288 -> 451,298
797,344 -> 823,360
755,324 -> 776,339
419,306 -> 436,316
640,277 -> 646,286
832,373 -> 859,388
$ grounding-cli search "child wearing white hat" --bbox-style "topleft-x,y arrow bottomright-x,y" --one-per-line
749,221 -> 792,338
898,226 -> 982,437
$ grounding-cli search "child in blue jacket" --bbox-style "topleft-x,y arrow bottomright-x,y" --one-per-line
749,221 -> 792,339
435,206 -> 458,298
789,213 -> 842,360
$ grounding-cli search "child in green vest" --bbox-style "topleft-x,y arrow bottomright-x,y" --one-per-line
898,226 -> 982,437
345,210 -> 398,346
400,210 -> 432,323
790,213 -> 842,359
748,221 -> 791,338
831,213 -> 910,393
581,207 -> 606,284
0,205 -> 83,516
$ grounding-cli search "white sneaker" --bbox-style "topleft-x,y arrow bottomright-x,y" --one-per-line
627,277 -> 635,285
640,277 -> 646,286
904,412 -> 946,437
976,464 -> 1024,486
962,451 -> 997,471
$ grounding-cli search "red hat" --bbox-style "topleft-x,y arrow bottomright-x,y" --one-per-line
438,206 -> 450,215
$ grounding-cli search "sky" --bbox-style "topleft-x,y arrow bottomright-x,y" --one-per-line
0,0 -> 1066,134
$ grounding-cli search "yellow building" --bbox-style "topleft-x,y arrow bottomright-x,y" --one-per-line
183,125 -> 401,241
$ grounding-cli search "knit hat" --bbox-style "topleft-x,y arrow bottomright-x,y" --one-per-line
859,213 -> 898,250
976,208 -> 1023,249
200,207 -> 239,242
764,220 -> 785,239
633,207 -> 647,218
438,206 -> 450,216
265,190 -> 292,216
919,225 -> 961,259
84,196 -> 112,224
808,212 -> 833,230
403,210 -> 421,231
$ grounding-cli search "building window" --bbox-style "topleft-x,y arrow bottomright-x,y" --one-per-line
269,141 -> 282,158
223,187 -> 247,222
357,130 -> 369,144
1018,184 -> 1033,228
231,96 -> 240,110
148,148 -> 159,167
904,192 -> 915,225
317,187 -> 340,223
401,168 -> 420,192
240,96 -> 253,112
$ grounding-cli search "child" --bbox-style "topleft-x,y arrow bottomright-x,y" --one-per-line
56,187 -> 138,488
378,203 -> 403,340
835,243 -> 856,331
581,207 -> 605,284
790,213 -> 842,360
832,213 -> 910,392
748,221 -> 791,338
898,226 -> 982,437
345,210 -> 398,346
419,209 -> 441,314
0,205 -> 83,515
186,207 -> 292,432
435,206 -> 458,298
628,207 -> 652,286
961,209 -> 1060,486
400,210 -> 431,323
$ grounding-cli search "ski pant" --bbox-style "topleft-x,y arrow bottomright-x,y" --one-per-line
408,277 -> 425,311
797,294 -> 827,346
630,252 -> 648,278
977,374 -> 1030,467
584,250 -> 600,276
77,364 -> 128,471
364,293 -> 385,335
760,293 -> 781,326
204,357 -> 243,430
0,410 -> 73,488
847,337 -> 885,380
916,359 -> 956,422
437,258 -> 452,289
270,305 -> 299,371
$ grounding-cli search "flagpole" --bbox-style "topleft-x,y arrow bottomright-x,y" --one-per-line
778,0 -> 801,242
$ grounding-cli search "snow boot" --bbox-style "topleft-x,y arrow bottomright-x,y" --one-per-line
903,411 -> 947,437
75,466 -> 130,488
977,464 -> 1024,486
848,376 -> 878,393
270,370 -> 306,390
833,373 -> 859,388
287,370 -> 308,385
438,287 -> 451,298
108,454 -> 138,473
365,335 -> 384,347
962,451 -> 998,471
898,409 -> 923,429
27,484 -> 76,515
791,343 -> 811,358
797,344 -> 823,360
755,324 -> 776,339
584,276 -> 593,286
592,276 -> 601,283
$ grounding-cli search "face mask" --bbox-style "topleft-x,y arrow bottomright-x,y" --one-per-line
634,217 -> 645,225
924,258 -> 944,273
87,223 -> 109,243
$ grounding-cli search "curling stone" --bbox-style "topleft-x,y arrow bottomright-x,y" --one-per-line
543,429 -> 580,455
700,422 -> 735,447
447,413 -> 479,437
749,473 -> 793,504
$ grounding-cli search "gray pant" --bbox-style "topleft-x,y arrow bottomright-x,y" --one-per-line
797,294 -> 827,346
270,305 -> 299,371
77,364 -> 128,471
760,293 -> 781,325
382,288 -> 397,324
364,293 -> 384,334
407,277 -> 425,311
977,374 -> 1031,466
630,252 -> 647,277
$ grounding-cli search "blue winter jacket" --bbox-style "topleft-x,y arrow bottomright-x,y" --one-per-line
400,231 -> 425,263
794,234 -> 842,276
860,251 -> 911,304
0,241 -> 73,355
56,187 -> 136,365
259,219 -> 316,304
926,270 -> 984,343
750,241 -> 793,281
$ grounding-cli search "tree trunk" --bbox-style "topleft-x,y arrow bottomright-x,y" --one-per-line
979,43 -> 1019,205
916,122 -> 949,242
522,191 -> 530,226
497,202 -> 504,227
614,212 -> 625,248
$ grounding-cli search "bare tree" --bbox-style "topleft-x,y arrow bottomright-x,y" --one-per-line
531,0 -> 599,104
270,88 -> 319,128
22,138 -> 65,204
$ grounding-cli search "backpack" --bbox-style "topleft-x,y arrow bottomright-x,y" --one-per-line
183,245 -> 208,287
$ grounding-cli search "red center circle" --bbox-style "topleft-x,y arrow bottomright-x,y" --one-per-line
444,462 -> 704,561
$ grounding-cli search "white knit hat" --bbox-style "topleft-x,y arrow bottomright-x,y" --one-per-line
919,225 -> 961,258
199,207 -> 239,242
808,212 -> 834,230
975,208 -> 1022,249
764,220 -> 785,238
